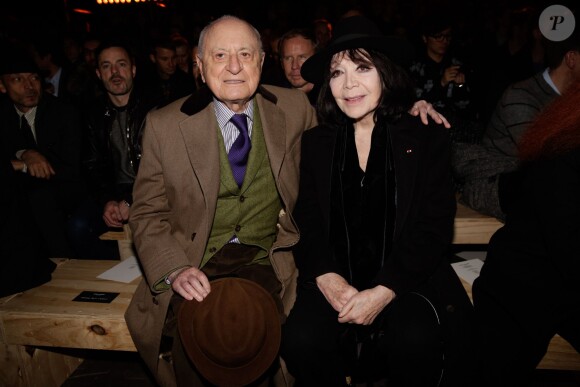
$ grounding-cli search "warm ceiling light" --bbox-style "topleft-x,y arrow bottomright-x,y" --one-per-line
73,8 -> 92,14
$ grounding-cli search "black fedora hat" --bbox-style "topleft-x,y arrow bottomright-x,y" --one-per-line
301,15 -> 414,84
0,43 -> 39,76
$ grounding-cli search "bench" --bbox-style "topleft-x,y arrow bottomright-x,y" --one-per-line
99,224 -> 135,260
453,202 -> 503,244
0,259 -> 138,387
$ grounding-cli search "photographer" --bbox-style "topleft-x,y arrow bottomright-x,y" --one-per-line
409,12 -> 479,129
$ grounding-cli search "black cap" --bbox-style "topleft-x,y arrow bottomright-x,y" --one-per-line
0,43 -> 39,76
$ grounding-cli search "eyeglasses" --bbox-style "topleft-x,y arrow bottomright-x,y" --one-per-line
429,33 -> 453,42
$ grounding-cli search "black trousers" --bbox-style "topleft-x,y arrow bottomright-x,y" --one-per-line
282,278 -> 474,387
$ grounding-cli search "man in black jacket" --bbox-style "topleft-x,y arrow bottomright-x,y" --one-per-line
0,44 -> 85,258
69,40 -> 153,259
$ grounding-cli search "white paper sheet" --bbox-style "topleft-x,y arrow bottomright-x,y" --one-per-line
456,251 -> 487,261
451,259 -> 484,286
97,256 -> 142,283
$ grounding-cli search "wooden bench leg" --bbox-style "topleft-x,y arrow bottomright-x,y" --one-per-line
0,344 -> 83,387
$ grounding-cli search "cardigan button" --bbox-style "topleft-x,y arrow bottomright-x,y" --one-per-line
235,225 -> 241,232
239,195 -> 245,202
209,247 -> 217,253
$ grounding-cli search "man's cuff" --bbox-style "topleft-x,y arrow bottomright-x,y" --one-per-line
16,149 -> 27,160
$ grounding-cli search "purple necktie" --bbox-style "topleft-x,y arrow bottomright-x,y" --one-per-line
228,114 -> 251,187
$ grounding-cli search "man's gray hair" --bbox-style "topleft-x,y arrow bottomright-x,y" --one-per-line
198,15 -> 263,58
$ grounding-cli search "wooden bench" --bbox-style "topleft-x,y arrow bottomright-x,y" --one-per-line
453,202 -> 503,244
99,224 -> 136,260
0,259 -> 139,387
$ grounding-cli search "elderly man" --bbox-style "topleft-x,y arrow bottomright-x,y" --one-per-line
126,15 -> 449,387
126,15 -> 316,386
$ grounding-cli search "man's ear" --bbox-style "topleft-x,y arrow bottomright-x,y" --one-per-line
0,78 -> 7,94
149,53 -> 156,64
565,50 -> 577,69
197,56 -> 205,83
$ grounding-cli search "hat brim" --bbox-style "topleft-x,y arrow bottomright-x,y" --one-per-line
177,277 -> 281,386
301,35 -> 414,84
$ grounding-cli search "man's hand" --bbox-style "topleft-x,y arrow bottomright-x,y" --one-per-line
171,267 -> 211,302
441,65 -> 461,87
21,149 -> 55,179
409,100 -> 451,129
316,272 -> 358,312
103,200 -> 130,228
338,285 -> 395,325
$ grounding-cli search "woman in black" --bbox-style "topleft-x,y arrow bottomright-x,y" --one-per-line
281,16 -> 473,387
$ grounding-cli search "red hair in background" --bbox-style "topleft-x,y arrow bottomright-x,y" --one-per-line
519,80 -> 580,162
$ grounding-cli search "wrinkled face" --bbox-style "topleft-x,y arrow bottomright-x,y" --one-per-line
281,36 -> 316,90
96,47 -> 136,97
198,18 -> 264,112
0,73 -> 42,112
424,27 -> 452,58
175,44 -> 190,73
329,51 -> 381,127
151,47 -> 176,78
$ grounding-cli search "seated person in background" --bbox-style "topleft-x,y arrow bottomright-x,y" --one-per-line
473,80 -> 580,387
278,28 -> 320,105
0,43 -> 85,258
140,37 -> 195,109
69,40 -> 152,260
453,28 -> 580,220
409,11 -> 478,126
281,15 -> 473,387
0,153 -> 55,297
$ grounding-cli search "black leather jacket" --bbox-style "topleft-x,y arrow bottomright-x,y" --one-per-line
83,91 -> 152,205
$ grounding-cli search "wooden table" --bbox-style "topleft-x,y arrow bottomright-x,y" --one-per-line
453,202 -> 503,244
0,259 -> 139,386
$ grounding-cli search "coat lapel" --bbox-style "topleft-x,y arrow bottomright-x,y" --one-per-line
256,94 -> 286,180
179,103 -> 220,210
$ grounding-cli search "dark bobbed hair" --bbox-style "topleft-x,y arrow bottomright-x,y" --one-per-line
316,48 -> 416,128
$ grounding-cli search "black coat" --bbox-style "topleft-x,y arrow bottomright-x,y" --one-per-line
474,148 -> 580,339
293,115 -> 464,298
2,93 -> 83,185
0,156 -> 55,297
83,91 -> 151,205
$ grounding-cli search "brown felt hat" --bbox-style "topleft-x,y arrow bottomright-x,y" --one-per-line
177,277 -> 281,386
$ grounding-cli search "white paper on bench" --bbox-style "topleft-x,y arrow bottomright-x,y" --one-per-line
97,256 -> 142,283
451,259 -> 484,286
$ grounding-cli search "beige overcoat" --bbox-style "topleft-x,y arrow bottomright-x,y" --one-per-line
125,85 -> 317,387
